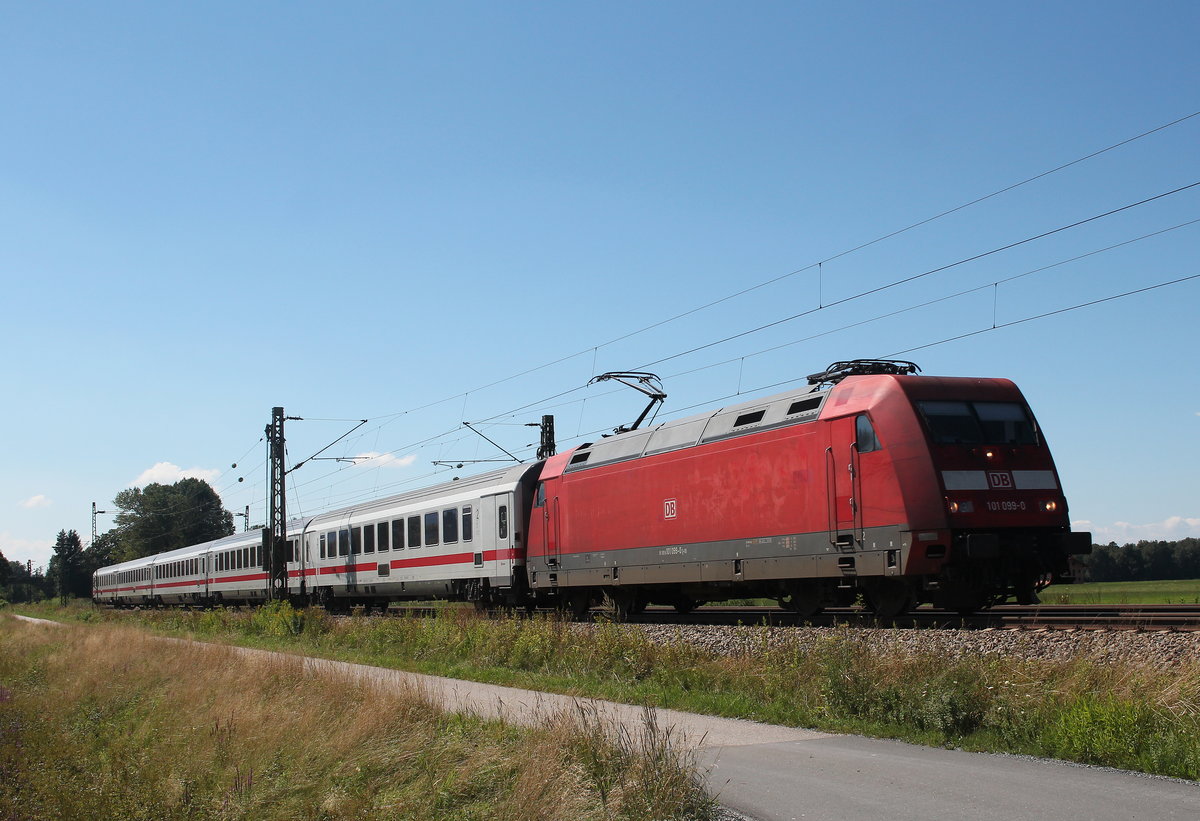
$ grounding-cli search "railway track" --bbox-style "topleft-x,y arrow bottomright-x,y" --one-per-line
630,603 -> 1200,631
116,598 -> 1200,631
373,601 -> 1200,631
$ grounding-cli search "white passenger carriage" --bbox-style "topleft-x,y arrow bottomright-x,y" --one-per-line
150,540 -> 214,605
93,555 -> 155,606
94,463 -> 540,610
298,463 -> 540,608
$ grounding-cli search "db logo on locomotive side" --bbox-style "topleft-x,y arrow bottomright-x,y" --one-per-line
987,471 -> 1014,489
664,498 -> 678,520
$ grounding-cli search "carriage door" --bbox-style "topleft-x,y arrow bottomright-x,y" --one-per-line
480,493 -> 510,569
827,416 -> 863,547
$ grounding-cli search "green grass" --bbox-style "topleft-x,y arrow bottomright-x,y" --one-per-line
15,599 -> 1200,782
1041,578 -> 1200,605
0,614 -> 716,821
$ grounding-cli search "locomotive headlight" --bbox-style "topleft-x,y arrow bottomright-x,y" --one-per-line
1041,500 -> 1058,512
984,450 -> 995,460
948,500 -> 974,514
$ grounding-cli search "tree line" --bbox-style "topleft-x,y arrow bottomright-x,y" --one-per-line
2,478 -> 235,603
1081,538 -> 1200,583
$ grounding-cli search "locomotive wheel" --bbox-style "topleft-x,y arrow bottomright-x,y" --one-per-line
863,579 -> 913,619
673,595 -> 697,615
563,589 -> 592,621
783,580 -> 825,619
601,588 -> 634,622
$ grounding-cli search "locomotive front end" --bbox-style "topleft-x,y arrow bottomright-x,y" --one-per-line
899,377 -> 1092,610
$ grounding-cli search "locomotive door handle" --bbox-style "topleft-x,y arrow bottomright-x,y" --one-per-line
825,446 -> 837,546
849,442 -> 864,542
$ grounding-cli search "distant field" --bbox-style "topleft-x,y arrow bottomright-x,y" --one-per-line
1040,579 -> 1200,605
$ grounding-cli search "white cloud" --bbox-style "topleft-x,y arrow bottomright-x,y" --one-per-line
0,532 -> 54,569
131,462 -> 222,487
18,494 -> 51,509
1072,516 -> 1200,545
351,452 -> 417,469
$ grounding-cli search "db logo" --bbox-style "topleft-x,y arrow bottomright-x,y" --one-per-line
664,499 -> 678,520
987,471 -> 1013,489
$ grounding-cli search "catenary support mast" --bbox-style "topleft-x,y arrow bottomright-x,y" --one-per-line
265,406 -> 288,601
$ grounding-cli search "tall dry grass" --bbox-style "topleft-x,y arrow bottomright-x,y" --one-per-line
21,600 -> 1200,779
0,616 -> 715,820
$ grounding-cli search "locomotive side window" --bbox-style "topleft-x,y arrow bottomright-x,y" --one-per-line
855,415 -> 881,453
535,483 -> 546,507
443,509 -> 459,544
498,505 -> 508,539
424,512 -> 440,546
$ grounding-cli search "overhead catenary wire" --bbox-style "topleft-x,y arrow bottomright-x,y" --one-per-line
633,180 -> 1200,372
244,204 -> 1200,517
357,110 -> 1200,426
209,114 -> 1200,522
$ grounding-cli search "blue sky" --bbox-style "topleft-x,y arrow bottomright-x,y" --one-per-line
3,1 -> 1198,570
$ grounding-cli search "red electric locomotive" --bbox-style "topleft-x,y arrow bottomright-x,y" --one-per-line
525,360 -> 1091,617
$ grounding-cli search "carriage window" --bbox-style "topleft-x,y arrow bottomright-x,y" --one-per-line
408,516 -> 421,548
350,527 -> 361,555
393,519 -> 405,550
377,522 -> 389,552
364,525 -> 375,553
443,509 -> 458,544
498,505 -> 508,540
320,534 -> 327,559
462,506 -> 473,542
339,529 -> 350,557
856,414 -> 881,453
424,512 -> 439,545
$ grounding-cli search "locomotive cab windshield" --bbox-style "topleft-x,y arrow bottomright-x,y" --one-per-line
916,400 -> 1039,446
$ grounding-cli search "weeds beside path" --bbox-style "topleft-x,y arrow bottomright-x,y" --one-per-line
15,600 -> 1200,781
0,615 -> 717,821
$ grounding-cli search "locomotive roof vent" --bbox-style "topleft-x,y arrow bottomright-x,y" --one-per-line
806,359 -> 921,386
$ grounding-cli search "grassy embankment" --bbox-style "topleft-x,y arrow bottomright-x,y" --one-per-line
15,599 -> 1200,782
1040,578 -> 1200,604
0,615 -> 715,821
